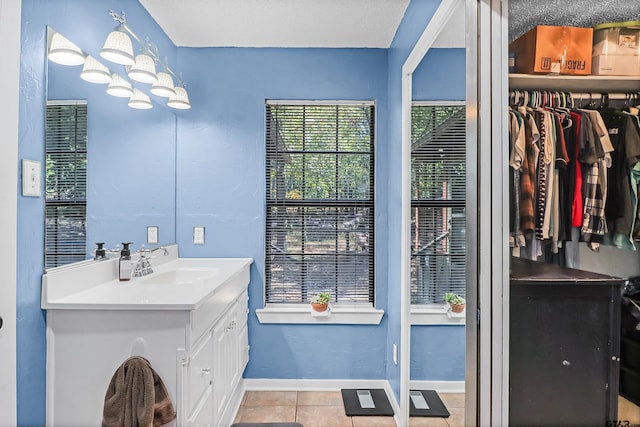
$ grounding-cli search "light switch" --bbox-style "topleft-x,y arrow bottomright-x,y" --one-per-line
147,226 -> 159,244
193,226 -> 205,245
22,159 -> 41,197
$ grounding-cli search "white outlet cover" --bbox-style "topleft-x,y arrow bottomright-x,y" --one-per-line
22,159 -> 42,197
147,226 -> 159,244
193,226 -> 205,245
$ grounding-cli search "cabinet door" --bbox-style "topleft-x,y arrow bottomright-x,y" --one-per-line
188,330 -> 213,418
510,283 -> 618,427
187,385 -> 213,427
238,325 -> 249,373
212,312 -> 233,423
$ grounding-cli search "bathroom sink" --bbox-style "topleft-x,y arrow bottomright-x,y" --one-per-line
137,267 -> 219,285
41,244 -> 253,310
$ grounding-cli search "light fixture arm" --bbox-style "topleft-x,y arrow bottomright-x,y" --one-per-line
108,10 -> 183,85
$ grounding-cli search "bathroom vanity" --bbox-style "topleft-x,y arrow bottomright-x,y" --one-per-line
41,245 -> 252,427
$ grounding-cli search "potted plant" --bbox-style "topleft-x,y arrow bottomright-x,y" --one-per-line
310,292 -> 332,312
443,292 -> 466,313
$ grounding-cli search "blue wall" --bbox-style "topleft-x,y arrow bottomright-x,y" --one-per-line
18,0 -> 466,424
174,47 -> 391,380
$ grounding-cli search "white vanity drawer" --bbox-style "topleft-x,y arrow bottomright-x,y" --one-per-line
188,331 -> 213,416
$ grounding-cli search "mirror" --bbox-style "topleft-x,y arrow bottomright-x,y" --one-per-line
407,2 -> 467,424
45,27 -> 177,267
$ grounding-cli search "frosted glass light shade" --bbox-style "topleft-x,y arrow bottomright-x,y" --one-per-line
126,54 -> 158,84
128,88 -> 153,110
100,28 -> 135,66
48,32 -> 85,66
167,86 -> 191,110
106,73 -> 133,98
80,56 -> 112,84
150,71 -> 176,98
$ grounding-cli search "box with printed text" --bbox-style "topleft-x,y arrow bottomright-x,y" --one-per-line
509,25 -> 593,75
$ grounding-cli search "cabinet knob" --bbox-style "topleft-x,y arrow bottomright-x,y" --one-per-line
562,360 -> 571,366
200,368 -> 211,374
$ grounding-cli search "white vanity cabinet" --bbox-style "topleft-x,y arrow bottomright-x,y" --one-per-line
185,290 -> 250,426
42,251 -> 253,427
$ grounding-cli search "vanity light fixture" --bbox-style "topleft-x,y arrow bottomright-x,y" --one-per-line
80,56 -> 112,84
167,85 -> 191,110
102,11 -> 191,110
128,88 -> 153,110
150,69 -> 176,98
106,73 -> 134,98
48,32 -> 85,66
100,23 -> 135,66
126,47 -> 158,84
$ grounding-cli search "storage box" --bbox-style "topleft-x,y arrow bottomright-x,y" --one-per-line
592,21 -> 640,75
509,25 -> 593,75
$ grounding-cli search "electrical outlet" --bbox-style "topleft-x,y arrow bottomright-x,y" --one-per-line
393,344 -> 398,365
147,226 -> 159,244
193,226 -> 205,245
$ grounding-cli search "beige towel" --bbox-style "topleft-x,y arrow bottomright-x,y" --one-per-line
102,356 -> 177,427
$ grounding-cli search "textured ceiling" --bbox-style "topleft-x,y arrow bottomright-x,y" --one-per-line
509,0 -> 640,42
139,0 -> 411,48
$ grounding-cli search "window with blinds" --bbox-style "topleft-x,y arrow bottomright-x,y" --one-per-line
45,102 -> 88,269
265,103 -> 375,305
411,104 -> 466,304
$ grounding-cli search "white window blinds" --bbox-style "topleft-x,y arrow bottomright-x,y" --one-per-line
45,102 -> 88,269
265,103 -> 375,304
411,104 -> 466,304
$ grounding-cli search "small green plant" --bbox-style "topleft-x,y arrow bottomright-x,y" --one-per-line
443,292 -> 465,305
311,292 -> 332,305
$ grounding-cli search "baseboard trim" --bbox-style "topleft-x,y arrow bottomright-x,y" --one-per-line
409,380 -> 465,394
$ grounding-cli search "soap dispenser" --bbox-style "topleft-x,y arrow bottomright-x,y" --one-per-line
119,242 -> 133,281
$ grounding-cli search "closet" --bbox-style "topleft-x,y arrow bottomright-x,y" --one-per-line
507,72 -> 640,426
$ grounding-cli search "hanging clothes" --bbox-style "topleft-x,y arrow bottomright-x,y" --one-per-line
507,90 -> 631,261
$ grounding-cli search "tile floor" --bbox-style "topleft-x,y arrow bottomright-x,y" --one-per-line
233,391 -> 640,427
232,390 -> 465,427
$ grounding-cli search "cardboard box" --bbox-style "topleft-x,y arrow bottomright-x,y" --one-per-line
592,21 -> 640,75
509,25 -> 593,75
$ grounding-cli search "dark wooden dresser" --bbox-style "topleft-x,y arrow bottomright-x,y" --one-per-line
510,257 -> 624,427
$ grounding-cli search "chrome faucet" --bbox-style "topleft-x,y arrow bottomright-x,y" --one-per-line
132,245 -> 169,277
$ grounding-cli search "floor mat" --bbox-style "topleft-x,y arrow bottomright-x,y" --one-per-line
409,390 -> 450,417
341,388 -> 394,416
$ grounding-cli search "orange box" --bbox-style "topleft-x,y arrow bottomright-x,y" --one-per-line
509,25 -> 593,75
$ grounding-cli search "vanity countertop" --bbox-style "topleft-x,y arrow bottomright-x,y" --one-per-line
41,245 -> 252,310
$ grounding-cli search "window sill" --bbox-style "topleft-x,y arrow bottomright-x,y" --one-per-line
411,304 -> 466,325
255,304 -> 384,325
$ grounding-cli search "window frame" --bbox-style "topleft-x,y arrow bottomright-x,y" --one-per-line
258,100 -> 382,324
410,101 -> 467,324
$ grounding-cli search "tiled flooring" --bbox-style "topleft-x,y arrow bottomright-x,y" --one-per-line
232,390 -> 465,427
234,391 -> 640,427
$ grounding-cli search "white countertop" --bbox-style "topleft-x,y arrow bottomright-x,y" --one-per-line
42,245 -> 253,310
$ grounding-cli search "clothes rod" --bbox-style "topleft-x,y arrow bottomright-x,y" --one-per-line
509,91 -> 638,100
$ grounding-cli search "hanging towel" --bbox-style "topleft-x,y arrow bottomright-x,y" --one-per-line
102,356 -> 176,427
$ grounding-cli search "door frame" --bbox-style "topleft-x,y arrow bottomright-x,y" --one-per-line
0,0 -> 21,424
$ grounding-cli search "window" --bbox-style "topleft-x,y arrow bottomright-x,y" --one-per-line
45,102 -> 88,269
411,104 -> 466,304
265,102 -> 375,305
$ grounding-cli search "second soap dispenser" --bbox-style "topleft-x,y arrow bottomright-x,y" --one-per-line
119,242 -> 133,281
